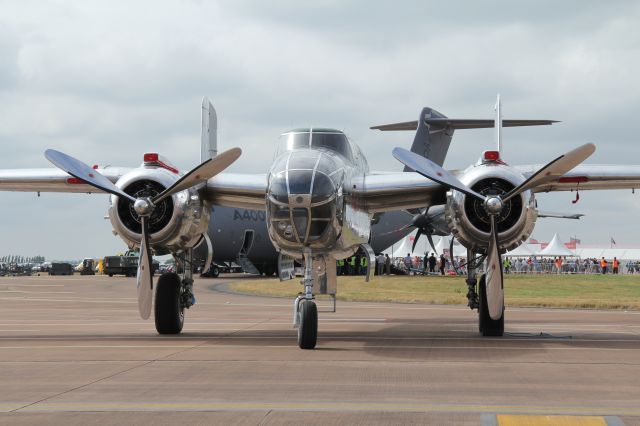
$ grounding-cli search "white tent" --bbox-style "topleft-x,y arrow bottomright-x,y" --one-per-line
434,236 -> 467,257
505,243 -> 536,257
382,229 -> 429,258
383,231 -> 466,258
537,234 -> 577,257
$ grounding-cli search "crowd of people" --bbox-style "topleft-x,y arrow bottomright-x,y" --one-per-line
337,252 -> 640,276
502,256 -> 639,274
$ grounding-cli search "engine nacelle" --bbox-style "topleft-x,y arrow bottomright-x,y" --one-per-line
445,164 -> 537,253
108,166 -> 210,255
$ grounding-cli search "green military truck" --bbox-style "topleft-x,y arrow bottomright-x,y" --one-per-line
103,252 -> 159,277
103,255 -> 138,277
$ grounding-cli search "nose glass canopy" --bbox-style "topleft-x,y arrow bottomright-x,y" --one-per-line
268,150 -> 343,245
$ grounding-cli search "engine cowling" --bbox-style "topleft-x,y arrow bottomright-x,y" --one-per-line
108,166 -> 210,255
445,164 -> 537,253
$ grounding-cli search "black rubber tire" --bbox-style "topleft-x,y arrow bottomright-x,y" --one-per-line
211,267 -> 220,278
297,300 -> 318,349
478,273 -> 504,337
154,272 -> 184,334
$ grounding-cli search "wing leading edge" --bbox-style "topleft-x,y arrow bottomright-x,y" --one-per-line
0,167 -> 130,193
516,164 -> 640,192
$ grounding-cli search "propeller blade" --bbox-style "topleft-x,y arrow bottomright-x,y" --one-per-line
136,216 -> 153,320
153,147 -> 241,204
412,229 -> 423,253
45,149 -> 136,202
392,147 -> 485,201
426,232 -> 437,256
485,215 -> 504,320
502,143 -> 595,202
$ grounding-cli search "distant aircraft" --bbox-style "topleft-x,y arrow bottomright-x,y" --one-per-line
2,95 -> 639,349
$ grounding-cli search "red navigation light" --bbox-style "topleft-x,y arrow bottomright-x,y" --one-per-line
143,152 -> 179,174
144,153 -> 159,162
484,151 -> 500,161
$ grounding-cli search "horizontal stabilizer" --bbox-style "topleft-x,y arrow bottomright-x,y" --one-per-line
537,212 -> 584,220
371,118 -> 559,131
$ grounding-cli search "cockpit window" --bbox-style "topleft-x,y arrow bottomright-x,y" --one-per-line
277,129 -> 352,160
284,132 -> 311,151
311,133 -> 350,159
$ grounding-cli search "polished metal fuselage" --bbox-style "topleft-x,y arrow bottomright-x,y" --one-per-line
266,141 -> 371,261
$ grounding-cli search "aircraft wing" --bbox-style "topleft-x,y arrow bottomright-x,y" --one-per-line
0,167 -> 131,193
516,164 -> 640,192
0,167 -> 269,210
352,172 -> 448,213
205,173 -> 268,210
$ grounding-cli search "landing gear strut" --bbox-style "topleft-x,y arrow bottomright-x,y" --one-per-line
293,248 -> 317,349
465,249 -> 479,311
155,249 -> 196,335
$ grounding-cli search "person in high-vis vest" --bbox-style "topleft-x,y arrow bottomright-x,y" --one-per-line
601,257 -> 608,274
613,257 -> 619,274
337,259 -> 345,276
360,256 -> 368,276
348,256 -> 356,275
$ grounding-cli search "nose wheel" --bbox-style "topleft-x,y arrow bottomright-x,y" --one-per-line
297,299 -> 318,349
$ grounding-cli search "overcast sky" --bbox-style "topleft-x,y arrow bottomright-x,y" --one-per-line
1,1 -> 640,260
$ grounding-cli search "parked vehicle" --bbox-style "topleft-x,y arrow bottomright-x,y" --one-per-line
49,262 -> 73,276
103,252 -> 159,277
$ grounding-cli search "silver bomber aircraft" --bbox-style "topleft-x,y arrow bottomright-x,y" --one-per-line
2,96 -> 640,349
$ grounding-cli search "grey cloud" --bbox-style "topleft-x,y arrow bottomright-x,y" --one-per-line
1,0 -> 640,257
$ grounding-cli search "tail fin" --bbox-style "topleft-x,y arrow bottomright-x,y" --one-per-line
371,98 -> 558,166
404,107 -> 453,167
201,97 -> 218,162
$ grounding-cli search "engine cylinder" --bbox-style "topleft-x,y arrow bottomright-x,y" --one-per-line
445,164 -> 537,253
108,167 -> 210,254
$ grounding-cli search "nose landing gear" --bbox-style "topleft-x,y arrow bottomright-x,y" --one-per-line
293,248 -> 318,349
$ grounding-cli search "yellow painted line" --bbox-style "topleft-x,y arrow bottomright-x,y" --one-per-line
498,414 -> 607,425
10,402 -> 640,416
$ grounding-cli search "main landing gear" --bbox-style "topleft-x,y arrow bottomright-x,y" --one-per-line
293,249 -> 318,349
465,250 -> 504,337
155,249 -> 196,335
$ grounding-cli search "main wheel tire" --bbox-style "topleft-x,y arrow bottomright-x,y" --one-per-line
297,300 -> 318,349
154,272 -> 184,334
478,273 -> 504,337
211,266 -> 220,278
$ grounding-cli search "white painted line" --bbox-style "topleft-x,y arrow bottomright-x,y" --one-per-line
0,291 -> 75,294
0,297 -> 136,304
0,345 -> 198,349
0,284 -> 65,287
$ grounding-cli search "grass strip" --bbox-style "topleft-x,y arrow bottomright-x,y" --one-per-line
228,274 -> 640,310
